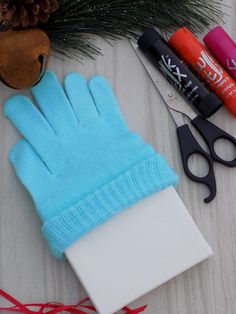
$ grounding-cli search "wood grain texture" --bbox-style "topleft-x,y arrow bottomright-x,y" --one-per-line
0,1 -> 236,313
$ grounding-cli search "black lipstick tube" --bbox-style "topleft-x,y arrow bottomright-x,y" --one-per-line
138,28 -> 222,118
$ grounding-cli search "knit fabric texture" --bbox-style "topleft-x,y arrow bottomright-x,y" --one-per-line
4,70 -> 178,259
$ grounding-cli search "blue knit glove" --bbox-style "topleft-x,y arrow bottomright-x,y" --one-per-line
4,70 -> 178,259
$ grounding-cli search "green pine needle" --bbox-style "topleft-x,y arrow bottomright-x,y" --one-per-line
42,0 -> 224,59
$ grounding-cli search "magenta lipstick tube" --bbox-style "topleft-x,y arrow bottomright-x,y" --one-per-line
204,26 -> 236,81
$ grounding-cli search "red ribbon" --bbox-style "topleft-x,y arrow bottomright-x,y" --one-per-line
0,289 -> 147,314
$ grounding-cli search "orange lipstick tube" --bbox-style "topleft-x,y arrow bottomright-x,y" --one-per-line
169,27 -> 236,117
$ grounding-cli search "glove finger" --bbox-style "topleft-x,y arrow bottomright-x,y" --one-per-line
31,71 -> 78,134
4,94 -> 65,175
64,72 -> 99,124
88,76 -> 128,131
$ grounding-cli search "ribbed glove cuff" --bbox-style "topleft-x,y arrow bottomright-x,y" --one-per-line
42,154 -> 178,258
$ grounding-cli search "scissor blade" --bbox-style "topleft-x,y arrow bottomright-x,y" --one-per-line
167,107 -> 186,127
130,40 -> 196,121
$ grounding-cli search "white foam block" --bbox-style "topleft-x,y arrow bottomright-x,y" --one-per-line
65,187 -> 213,314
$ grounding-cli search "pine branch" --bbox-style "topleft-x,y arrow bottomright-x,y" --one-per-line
41,0 -> 224,59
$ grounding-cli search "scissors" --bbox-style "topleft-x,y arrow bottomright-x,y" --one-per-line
130,39 -> 236,203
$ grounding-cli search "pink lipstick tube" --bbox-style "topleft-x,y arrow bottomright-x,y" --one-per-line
204,26 -> 236,81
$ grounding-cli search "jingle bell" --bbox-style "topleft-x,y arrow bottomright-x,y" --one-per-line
0,28 -> 50,89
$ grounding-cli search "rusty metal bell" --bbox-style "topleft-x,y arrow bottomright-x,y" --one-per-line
0,28 -> 50,89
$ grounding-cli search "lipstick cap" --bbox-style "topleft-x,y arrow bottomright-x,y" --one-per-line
137,28 -> 162,52
204,26 -> 235,55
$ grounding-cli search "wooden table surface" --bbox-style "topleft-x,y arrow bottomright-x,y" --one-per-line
1,1 -> 236,313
